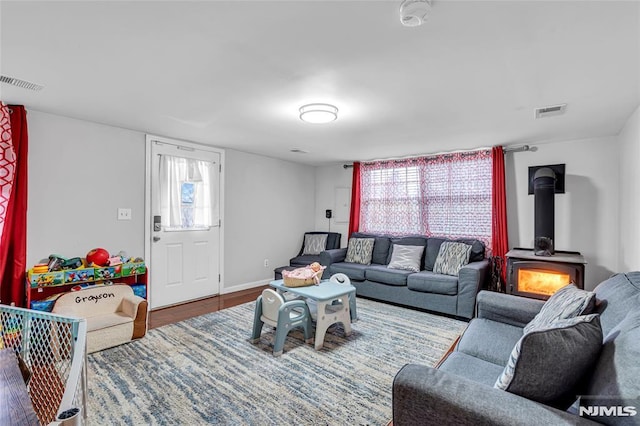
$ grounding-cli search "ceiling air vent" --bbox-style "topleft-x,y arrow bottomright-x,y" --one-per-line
535,104 -> 567,119
0,75 -> 44,91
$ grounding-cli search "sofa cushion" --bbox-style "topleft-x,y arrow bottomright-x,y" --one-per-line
425,238 -> 485,271
583,309 -> 640,425
329,262 -> 369,281
433,242 -> 472,276
457,318 -> 524,366
387,244 -> 424,272
365,265 -> 412,286
523,283 -> 595,334
593,271 -> 640,337
52,285 -> 134,317
439,351 -> 505,387
302,233 -> 328,255
495,314 -> 603,409
407,271 -> 458,295
344,238 -> 375,265
351,232 -> 391,265
297,231 -> 341,256
86,311 -> 133,332
385,236 -> 428,267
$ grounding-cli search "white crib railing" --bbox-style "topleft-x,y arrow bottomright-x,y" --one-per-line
0,304 -> 87,425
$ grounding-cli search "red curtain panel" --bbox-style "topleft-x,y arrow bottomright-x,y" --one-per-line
0,105 -> 28,307
491,146 -> 509,280
347,162 -> 361,237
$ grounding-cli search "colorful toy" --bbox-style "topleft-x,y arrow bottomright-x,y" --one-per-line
107,256 -> 123,266
32,263 -> 49,274
48,255 -> 66,271
86,248 -> 109,266
62,257 -> 83,269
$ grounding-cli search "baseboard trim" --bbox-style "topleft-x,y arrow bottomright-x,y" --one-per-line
220,278 -> 271,295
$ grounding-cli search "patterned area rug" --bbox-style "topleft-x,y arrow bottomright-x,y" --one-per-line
87,298 -> 466,425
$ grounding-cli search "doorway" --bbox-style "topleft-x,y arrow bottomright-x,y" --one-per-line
145,135 -> 224,309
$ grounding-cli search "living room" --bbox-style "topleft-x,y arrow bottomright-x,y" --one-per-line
1,1 -> 639,425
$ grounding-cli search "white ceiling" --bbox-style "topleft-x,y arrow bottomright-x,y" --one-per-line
1,1 -> 639,165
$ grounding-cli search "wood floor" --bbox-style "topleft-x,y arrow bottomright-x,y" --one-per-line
148,285 -> 268,329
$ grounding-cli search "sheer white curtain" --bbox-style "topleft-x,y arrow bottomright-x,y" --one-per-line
159,155 -> 217,230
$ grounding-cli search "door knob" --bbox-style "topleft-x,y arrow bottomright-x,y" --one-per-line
153,236 -> 161,242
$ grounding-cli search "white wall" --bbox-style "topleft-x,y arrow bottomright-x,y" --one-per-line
223,150 -> 316,291
314,164 -> 352,247
505,137 -> 620,290
27,110 -> 146,265
618,105 -> 640,272
26,110 -> 631,294
26,111 -> 316,295
315,138 -> 621,290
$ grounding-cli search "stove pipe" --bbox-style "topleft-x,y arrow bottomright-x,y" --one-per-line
533,167 -> 556,256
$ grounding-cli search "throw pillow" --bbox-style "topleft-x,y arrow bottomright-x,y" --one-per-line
387,244 -> 424,272
344,238 -> 375,265
523,284 -> 596,334
432,242 -> 472,276
302,234 -> 328,255
494,314 -> 603,409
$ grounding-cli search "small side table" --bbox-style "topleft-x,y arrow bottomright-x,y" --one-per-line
269,279 -> 356,350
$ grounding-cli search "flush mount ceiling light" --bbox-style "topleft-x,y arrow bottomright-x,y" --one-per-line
299,103 -> 338,124
399,0 -> 432,27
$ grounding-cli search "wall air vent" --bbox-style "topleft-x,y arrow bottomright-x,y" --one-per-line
0,75 -> 44,91
534,103 -> 567,119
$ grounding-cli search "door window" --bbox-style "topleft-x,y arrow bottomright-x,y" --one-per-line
159,154 -> 216,231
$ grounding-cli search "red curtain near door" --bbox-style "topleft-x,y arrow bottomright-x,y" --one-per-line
347,162 -> 361,237
491,146 -> 508,281
0,105 -> 28,306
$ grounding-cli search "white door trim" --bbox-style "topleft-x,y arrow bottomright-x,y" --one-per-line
144,134 -> 225,310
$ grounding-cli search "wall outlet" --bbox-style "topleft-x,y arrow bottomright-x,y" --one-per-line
263,259 -> 269,267
118,208 -> 132,220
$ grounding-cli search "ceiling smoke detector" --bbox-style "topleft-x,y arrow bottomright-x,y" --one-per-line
400,0 -> 432,27
0,75 -> 44,91
535,104 -> 567,119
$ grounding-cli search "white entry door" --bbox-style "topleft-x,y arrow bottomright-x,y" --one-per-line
148,138 -> 222,309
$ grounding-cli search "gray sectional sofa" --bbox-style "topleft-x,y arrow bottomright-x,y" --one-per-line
393,271 -> 640,425
320,232 -> 489,319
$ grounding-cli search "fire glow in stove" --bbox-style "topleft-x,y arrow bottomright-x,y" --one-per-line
506,248 -> 586,300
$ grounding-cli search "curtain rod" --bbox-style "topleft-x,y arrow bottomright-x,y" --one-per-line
503,145 -> 531,153
341,146 -> 492,169
343,144 -> 532,168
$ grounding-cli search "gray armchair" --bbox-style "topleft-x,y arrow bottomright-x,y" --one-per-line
274,232 -> 341,280
290,231 -> 342,266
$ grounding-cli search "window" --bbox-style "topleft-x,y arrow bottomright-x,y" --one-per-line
359,150 -> 492,248
159,155 -> 215,230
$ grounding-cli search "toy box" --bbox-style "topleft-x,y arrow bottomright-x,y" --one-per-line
122,262 -> 146,276
94,266 -> 120,280
29,271 -> 65,288
64,268 -> 95,284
